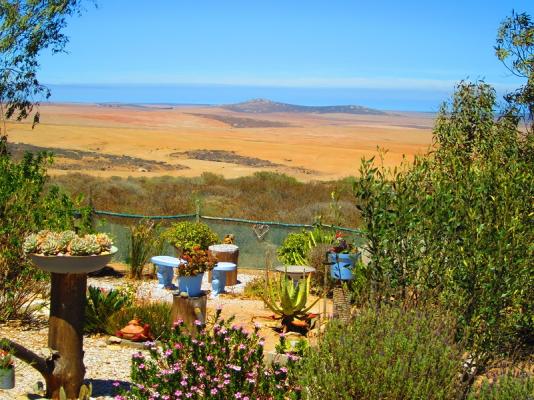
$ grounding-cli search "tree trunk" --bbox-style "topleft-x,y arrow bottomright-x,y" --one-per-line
46,273 -> 87,399
171,293 -> 207,332
208,244 -> 239,286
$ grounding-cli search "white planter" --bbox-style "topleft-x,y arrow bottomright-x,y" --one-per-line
29,246 -> 117,274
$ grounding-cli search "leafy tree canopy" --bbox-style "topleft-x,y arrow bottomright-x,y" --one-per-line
0,0 -> 82,153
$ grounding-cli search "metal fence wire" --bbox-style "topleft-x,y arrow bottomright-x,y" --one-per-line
92,210 -> 361,269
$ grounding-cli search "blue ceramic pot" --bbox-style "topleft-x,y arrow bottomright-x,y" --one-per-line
328,252 -> 361,280
0,366 -> 14,389
178,273 -> 204,297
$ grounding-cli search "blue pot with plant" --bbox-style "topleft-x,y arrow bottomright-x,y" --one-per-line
328,232 -> 360,280
177,246 -> 215,297
0,348 -> 14,389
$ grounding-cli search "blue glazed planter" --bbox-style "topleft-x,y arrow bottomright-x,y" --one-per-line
178,273 -> 204,297
328,252 -> 361,280
0,367 -> 15,389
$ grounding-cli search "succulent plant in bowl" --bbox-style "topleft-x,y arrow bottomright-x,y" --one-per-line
23,231 -> 114,256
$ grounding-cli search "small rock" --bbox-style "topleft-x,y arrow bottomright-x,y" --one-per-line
106,336 -> 122,345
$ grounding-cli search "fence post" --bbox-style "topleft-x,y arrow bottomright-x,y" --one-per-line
195,199 -> 200,223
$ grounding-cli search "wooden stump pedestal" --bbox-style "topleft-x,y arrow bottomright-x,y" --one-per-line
208,244 -> 239,286
171,292 -> 208,331
46,273 -> 87,399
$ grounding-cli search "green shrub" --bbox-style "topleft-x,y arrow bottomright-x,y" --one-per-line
85,286 -> 133,334
354,82 -> 534,366
277,227 -> 335,265
106,301 -> 172,340
298,306 -> 465,400
468,374 -> 534,400
0,151 -> 91,321
242,276 -> 267,299
118,309 -> 301,400
127,219 -> 163,279
162,221 -> 219,253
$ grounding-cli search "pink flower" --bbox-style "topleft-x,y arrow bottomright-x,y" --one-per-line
235,393 -> 242,399
113,381 -> 120,387
174,390 -> 183,396
211,388 -> 218,395
181,380 -> 188,386
138,363 -> 145,369
164,349 -> 172,356
206,355 -> 214,361
194,320 -> 202,326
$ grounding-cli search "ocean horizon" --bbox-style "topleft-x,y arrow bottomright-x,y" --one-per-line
46,83 -> 459,112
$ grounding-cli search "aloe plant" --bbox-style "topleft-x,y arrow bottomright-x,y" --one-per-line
261,273 -> 319,330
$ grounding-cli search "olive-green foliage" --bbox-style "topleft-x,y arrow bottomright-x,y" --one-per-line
163,221 -> 219,253
128,219 -> 164,279
106,301 -> 172,340
277,227 -> 335,265
0,0 -> 82,127
85,286 -> 133,334
298,306 -> 465,400
51,172 -> 360,226
354,82 -> 534,368
467,374 -> 534,400
242,276 -> 267,300
0,151 -> 91,321
495,11 -> 534,133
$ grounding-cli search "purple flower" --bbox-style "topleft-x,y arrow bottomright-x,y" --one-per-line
164,349 -> 172,356
114,396 -> 125,400
113,381 -> 120,387
138,363 -> 145,369
174,390 -> 183,396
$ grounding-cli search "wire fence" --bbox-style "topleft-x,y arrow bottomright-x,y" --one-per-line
92,209 -> 362,269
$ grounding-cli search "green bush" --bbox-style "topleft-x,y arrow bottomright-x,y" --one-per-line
468,374 -> 534,400
242,276 -> 267,299
127,219 -> 163,279
354,82 -> 534,366
298,306 -> 465,400
0,151 -> 91,321
106,301 -> 172,340
162,221 -> 219,253
85,286 -> 133,334
277,227 -> 335,265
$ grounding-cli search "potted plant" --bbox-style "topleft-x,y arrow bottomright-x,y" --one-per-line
162,222 -> 219,257
23,230 -> 117,274
327,232 -> 361,280
0,347 -> 14,389
177,245 -> 215,297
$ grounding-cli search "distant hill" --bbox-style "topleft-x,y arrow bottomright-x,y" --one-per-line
221,98 -> 385,115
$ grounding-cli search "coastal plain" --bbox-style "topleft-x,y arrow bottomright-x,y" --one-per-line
6,103 -> 435,181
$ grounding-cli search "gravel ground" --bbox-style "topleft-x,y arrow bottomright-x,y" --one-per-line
87,272 -> 257,303
0,272 -> 263,399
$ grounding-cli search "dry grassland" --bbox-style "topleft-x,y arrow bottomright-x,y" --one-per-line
6,103 -> 434,181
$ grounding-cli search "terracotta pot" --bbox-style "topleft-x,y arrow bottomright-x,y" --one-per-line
29,246 -> 117,274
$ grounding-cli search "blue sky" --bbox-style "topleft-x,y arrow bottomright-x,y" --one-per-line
38,0 -> 533,109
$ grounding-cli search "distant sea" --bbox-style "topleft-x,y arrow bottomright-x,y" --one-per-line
46,83 -> 457,112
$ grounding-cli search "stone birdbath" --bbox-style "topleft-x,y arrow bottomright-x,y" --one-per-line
275,265 -> 316,285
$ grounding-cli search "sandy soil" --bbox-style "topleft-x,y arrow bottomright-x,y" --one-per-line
5,103 -> 434,181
